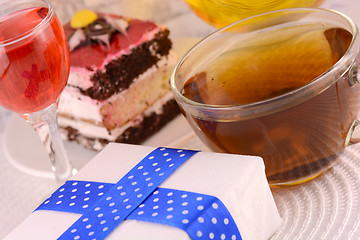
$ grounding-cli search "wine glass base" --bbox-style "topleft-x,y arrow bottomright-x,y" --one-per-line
2,114 -> 96,179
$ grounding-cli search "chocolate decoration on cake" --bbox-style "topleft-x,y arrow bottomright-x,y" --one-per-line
68,13 -> 130,51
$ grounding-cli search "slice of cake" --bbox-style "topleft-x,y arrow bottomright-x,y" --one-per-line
58,10 -> 180,151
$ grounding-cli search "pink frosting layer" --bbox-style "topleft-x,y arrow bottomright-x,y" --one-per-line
64,14 -> 159,69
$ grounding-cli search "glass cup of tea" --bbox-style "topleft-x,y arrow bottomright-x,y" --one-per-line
183,0 -> 324,28
0,0 -> 75,182
171,8 -> 360,186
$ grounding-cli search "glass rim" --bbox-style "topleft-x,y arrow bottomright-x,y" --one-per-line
170,7 -> 360,120
0,0 -> 54,47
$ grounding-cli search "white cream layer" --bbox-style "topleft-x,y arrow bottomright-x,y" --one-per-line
58,91 -> 175,151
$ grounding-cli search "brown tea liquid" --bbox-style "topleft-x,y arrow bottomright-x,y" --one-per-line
182,24 -> 356,184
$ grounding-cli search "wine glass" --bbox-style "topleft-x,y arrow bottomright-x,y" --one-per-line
0,0 -> 75,182
184,0 -> 325,28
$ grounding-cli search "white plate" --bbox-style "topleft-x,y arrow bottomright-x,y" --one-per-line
2,37 -> 203,179
2,114 -> 197,179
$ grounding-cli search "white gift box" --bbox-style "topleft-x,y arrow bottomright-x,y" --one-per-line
5,143 -> 281,240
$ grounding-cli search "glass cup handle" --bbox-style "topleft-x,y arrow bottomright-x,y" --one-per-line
347,120 -> 360,145
347,60 -> 360,145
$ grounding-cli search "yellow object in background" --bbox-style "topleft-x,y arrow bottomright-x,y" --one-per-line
70,9 -> 98,28
184,0 -> 324,28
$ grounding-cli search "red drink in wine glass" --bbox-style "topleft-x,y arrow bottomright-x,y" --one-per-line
0,6 -> 69,113
0,0 -> 74,182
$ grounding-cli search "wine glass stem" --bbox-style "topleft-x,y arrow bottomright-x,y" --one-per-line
25,103 -> 76,183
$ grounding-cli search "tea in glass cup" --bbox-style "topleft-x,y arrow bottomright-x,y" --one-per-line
171,8 -> 360,186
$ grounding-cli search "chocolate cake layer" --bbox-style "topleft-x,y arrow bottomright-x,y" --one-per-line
115,99 -> 180,144
62,99 -> 180,150
82,29 -> 172,100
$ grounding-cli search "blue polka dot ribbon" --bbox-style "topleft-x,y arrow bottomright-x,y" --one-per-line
36,147 -> 241,240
